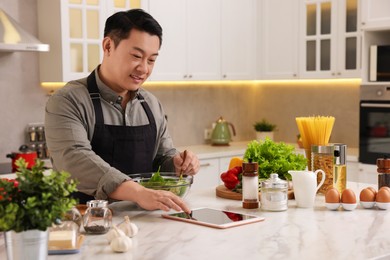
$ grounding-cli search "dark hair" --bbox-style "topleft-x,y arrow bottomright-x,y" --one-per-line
104,9 -> 163,48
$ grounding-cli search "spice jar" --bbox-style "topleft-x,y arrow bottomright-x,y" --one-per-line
242,160 -> 259,209
377,156 -> 390,189
311,145 -> 334,194
28,126 -> 37,142
83,200 -> 112,234
261,173 -> 288,211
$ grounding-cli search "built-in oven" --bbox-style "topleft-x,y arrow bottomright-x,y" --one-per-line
359,85 -> 390,164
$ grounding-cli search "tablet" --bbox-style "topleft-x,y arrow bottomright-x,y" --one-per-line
162,207 -> 265,229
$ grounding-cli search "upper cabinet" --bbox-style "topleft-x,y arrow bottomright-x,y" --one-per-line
360,0 -> 390,84
148,0 -> 256,81
361,0 -> 390,30
220,0 -> 256,80
259,0 -> 299,79
299,0 -> 361,79
148,0 -> 220,81
37,0 -> 146,83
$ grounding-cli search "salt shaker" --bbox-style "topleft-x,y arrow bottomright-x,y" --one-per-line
261,173 -> 288,211
83,200 -> 112,234
242,160 -> 259,209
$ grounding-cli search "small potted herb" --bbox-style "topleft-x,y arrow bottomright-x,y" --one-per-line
0,158 -> 78,258
253,119 -> 277,141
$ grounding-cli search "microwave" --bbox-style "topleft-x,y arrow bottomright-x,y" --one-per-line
370,45 -> 390,82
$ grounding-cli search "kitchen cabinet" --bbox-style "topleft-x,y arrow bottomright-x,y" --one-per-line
220,0 -> 256,80
191,153 -> 245,191
37,0 -> 146,83
148,0 -> 256,81
361,0 -> 390,30
191,158 -> 220,191
299,0 -> 361,79
259,0 -> 299,79
148,0 -> 220,81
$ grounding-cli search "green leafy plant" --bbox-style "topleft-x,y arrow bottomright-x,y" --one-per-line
244,139 -> 307,181
253,119 -> 277,132
0,158 -> 78,232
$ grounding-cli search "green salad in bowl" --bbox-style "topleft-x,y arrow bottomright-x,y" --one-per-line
130,169 -> 193,198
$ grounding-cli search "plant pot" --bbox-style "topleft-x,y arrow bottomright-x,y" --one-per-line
5,229 -> 48,260
256,131 -> 274,141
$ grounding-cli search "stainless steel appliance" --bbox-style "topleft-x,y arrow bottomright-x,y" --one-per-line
359,85 -> 390,164
369,45 -> 390,82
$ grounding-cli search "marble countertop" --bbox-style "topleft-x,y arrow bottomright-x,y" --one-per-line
1,181 -> 387,260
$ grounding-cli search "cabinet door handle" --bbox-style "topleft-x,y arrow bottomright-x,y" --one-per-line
200,163 -> 211,167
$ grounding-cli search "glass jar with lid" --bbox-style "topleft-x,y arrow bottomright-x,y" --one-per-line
83,200 -> 112,234
311,145 -> 334,194
260,173 -> 288,211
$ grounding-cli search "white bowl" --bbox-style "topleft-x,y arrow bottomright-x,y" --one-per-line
360,201 -> 376,209
325,203 -> 340,210
376,202 -> 390,210
342,203 -> 357,211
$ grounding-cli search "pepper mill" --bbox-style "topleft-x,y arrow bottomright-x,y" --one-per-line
377,156 -> 390,189
242,160 -> 259,209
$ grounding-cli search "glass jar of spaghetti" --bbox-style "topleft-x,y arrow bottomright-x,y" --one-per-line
311,145 -> 334,194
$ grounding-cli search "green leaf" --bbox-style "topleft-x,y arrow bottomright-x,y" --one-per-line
244,139 -> 307,180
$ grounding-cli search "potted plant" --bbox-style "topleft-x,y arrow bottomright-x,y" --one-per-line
253,119 -> 277,141
0,158 -> 77,259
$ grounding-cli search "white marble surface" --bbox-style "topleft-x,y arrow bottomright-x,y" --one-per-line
1,181 -> 388,260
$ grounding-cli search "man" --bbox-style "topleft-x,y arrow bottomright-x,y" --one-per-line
45,9 -> 199,213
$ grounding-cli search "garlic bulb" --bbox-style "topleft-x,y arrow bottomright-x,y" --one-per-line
109,225 -> 133,253
118,216 -> 139,238
106,224 -> 127,243
110,235 -> 132,253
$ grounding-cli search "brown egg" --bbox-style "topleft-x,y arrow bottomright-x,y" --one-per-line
359,188 -> 376,202
366,186 -> 377,196
325,188 -> 340,203
341,189 -> 356,204
376,187 -> 390,203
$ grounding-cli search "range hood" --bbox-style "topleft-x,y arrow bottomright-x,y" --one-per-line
0,8 -> 49,52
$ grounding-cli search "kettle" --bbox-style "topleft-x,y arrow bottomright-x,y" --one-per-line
6,145 -> 37,172
211,116 -> 236,145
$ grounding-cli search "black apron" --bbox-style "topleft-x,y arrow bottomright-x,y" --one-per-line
73,71 -> 157,204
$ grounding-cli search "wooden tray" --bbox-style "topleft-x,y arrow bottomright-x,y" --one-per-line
215,185 -> 294,200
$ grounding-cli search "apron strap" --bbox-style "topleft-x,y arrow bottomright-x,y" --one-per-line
87,71 -> 104,125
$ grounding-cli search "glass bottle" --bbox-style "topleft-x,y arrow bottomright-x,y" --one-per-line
83,200 -> 112,234
377,157 -> 390,189
333,144 -> 347,194
242,161 -> 259,209
28,126 -> 37,142
261,173 -> 288,211
311,145 -> 334,194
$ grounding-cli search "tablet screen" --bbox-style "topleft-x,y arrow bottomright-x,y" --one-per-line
162,208 -> 264,228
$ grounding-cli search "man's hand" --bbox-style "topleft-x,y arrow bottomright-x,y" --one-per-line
173,150 -> 199,176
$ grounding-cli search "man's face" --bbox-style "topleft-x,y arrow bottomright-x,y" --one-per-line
103,29 -> 160,93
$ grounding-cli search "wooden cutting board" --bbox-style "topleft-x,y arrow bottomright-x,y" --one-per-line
215,185 -> 295,201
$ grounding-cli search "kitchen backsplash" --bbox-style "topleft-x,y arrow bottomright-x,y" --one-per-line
145,80 -> 360,149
